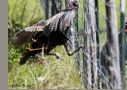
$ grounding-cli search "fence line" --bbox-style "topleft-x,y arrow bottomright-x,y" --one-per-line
8,0 -> 126,89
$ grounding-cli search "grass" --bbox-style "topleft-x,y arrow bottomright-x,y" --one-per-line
8,46 -> 83,89
8,0 -> 127,89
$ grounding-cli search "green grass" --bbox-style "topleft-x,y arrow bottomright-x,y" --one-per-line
8,0 -> 127,89
8,46 -> 83,89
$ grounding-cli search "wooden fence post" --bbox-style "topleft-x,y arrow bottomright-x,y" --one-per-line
105,0 -> 121,89
83,0 -> 91,88
83,0 -> 98,89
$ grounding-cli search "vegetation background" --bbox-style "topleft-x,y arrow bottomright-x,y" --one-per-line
8,0 -> 127,89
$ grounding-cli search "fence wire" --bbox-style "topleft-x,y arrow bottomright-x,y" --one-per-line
8,0 -> 126,89
75,0 -> 126,89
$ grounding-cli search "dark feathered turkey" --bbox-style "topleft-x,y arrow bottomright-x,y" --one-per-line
12,0 -> 83,65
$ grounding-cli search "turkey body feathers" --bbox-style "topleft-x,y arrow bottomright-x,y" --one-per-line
43,9 -> 75,36
12,9 -> 75,47
19,27 -> 69,65
12,9 -> 76,65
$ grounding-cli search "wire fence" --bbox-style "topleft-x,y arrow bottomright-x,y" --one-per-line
75,0 -> 126,89
8,0 -> 126,89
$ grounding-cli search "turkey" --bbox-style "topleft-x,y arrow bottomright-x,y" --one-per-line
12,0 -> 83,65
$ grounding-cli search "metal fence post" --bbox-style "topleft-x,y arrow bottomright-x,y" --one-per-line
45,0 -> 49,19
95,0 -> 101,89
121,0 -> 126,89
75,10 -> 80,70
58,0 -> 61,11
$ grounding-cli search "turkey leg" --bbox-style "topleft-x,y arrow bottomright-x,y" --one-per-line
64,41 -> 83,56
